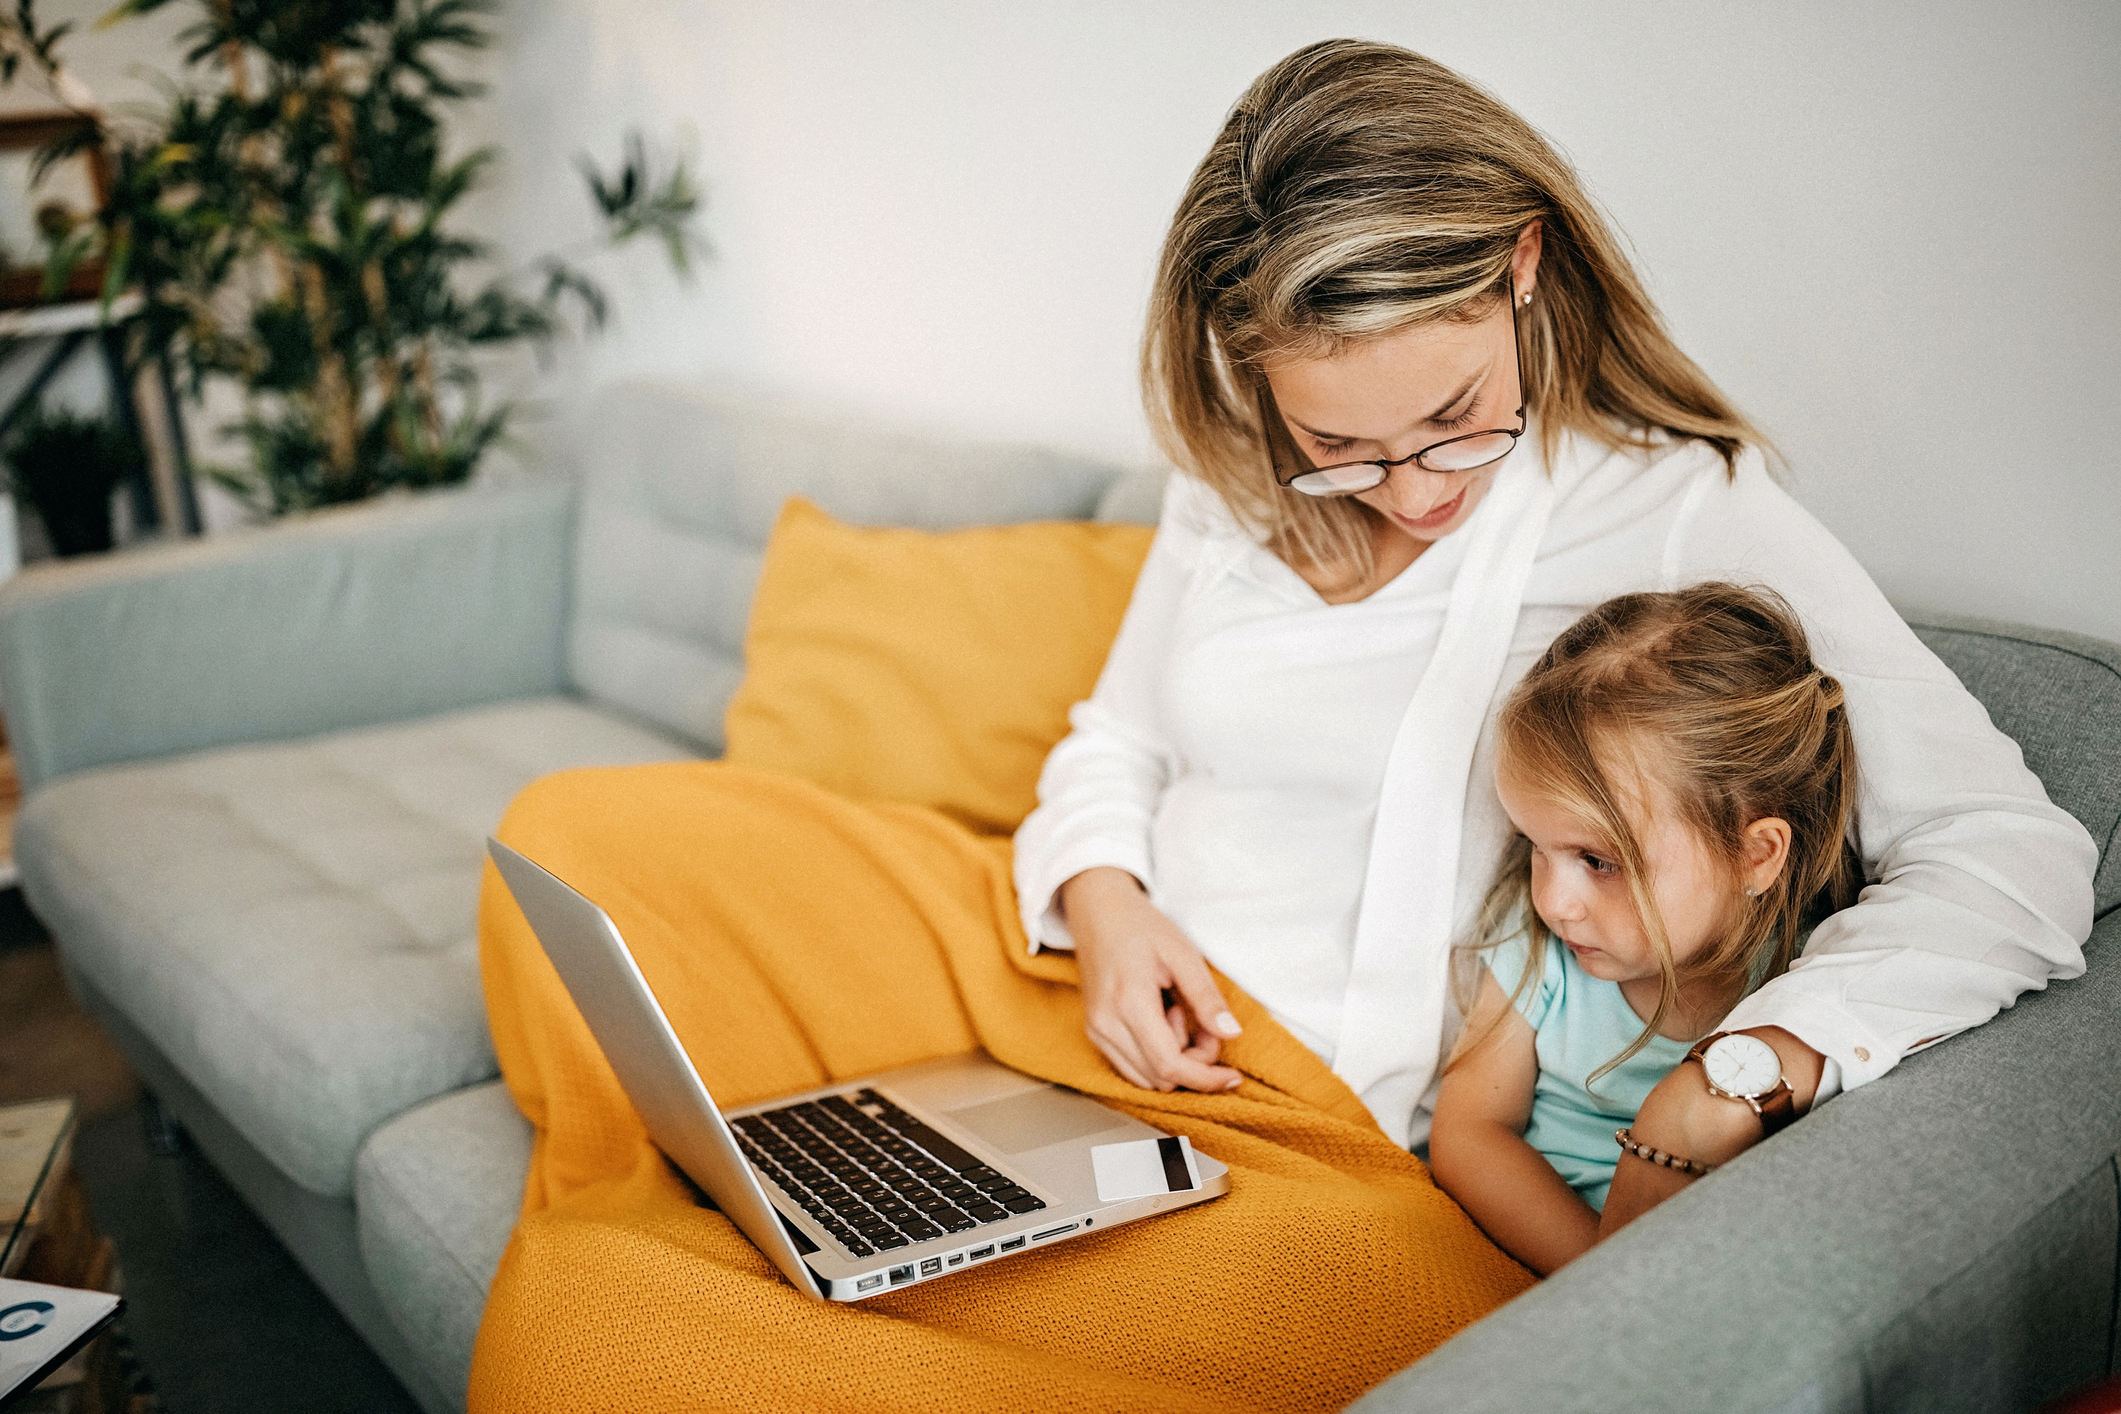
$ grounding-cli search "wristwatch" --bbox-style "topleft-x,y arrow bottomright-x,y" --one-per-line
1685,1031 -> 1796,1137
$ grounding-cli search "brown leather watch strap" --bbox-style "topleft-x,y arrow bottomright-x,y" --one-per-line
1755,1082 -> 1797,1137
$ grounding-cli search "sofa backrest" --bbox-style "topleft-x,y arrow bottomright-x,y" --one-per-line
565,383 -> 1149,752
1907,612 -> 2121,915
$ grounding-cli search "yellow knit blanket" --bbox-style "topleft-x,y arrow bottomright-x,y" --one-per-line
472,762 -> 1532,1412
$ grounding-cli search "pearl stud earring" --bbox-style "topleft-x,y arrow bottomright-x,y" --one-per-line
1521,292 -> 1532,305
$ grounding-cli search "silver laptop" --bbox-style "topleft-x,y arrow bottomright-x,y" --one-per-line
487,839 -> 1230,1300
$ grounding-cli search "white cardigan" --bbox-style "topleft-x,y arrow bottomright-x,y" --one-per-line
1013,428 -> 2096,1150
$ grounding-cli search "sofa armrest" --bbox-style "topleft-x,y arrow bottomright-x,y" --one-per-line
0,481 -> 575,792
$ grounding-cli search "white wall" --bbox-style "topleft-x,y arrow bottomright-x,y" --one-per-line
44,1 -> 2121,641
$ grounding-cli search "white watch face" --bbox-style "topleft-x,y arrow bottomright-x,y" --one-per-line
1703,1034 -> 1781,1098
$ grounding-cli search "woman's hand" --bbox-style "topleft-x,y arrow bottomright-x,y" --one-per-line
1059,867 -> 1244,1093
1599,1026 -> 1825,1235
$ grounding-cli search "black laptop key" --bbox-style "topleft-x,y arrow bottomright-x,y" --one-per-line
971,1173 -> 1014,1193
935,1210 -> 978,1233
911,1194 -> 953,1213
988,1184 -> 1029,1201
1002,1195 -> 1046,1214
896,1219 -> 943,1241
964,1202 -> 1008,1223
872,1232 -> 910,1251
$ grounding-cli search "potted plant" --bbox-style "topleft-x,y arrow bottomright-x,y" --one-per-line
3,402 -> 142,556
3,0 -> 701,515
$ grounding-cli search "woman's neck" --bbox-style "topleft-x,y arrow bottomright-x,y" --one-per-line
1296,509 -> 1428,604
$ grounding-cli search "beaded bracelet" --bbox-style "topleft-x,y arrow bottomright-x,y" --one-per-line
1613,1127 -> 1716,1177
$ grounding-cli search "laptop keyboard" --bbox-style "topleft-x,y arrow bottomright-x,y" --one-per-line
732,1089 -> 1048,1259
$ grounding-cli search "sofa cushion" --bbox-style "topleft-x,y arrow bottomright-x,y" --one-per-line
356,1080 -> 531,1414
567,384 -> 1133,754
17,697 -> 694,1198
724,498 -> 1154,835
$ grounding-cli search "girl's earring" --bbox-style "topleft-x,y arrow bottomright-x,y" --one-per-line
1521,292 -> 1532,306
1744,886 -> 1759,898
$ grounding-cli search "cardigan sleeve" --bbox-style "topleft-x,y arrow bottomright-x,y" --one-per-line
1669,451 -> 2096,1092
1010,478 -> 1205,951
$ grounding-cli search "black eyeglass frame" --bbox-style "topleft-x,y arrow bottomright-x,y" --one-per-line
1271,280 -> 1529,496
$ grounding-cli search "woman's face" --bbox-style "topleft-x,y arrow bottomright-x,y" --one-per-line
1263,295 -> 1522,546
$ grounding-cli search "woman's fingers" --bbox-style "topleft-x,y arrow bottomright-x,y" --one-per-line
1161,938 -> 1243,1043
1064,870 -> 1245,1093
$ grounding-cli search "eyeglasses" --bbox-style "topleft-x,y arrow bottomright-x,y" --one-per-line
1273,281 -> 1528,498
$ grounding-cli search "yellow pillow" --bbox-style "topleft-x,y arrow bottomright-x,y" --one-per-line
723,497 -> 1155,835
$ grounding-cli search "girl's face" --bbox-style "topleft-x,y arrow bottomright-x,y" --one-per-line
1263,301 -> 1518,545
1496,762 -> 1747,986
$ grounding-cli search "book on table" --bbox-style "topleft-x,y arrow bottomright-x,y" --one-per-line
0,1275 -> 122,1403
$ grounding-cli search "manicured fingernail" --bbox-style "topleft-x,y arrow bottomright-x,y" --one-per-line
1223,1077 -> 1242,1091
1214,1012 -> 1242,1038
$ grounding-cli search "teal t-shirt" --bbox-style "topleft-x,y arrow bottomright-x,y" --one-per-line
1485,931 -> 1691,1212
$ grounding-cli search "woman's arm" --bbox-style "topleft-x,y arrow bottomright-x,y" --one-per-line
1670,453 -> 2095,1085
1430,970 -> 1598,1275
1016,477 -> 1243,1092
1585,450 -> 2099,1216
1013,480 -> 1201,950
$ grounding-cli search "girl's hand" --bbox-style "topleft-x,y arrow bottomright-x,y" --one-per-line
1058,867 -> 1244,1093
1600,1026 -> 1825,1235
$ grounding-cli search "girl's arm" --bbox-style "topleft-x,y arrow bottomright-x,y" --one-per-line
1429,969 -> 1599,1275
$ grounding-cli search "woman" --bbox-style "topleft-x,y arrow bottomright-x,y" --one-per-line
471,39 -> 2094,1409
1013,37 -> 2091,1223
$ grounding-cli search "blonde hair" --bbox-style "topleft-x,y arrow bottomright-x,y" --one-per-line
1143,39 -> 1762,583
1470,583 -> 1863,1084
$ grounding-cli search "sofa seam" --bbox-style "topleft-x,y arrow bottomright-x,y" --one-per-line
1907,623 -> 2121,683
356,1152 -> 488,1311
2108,1152 -> 2120,1379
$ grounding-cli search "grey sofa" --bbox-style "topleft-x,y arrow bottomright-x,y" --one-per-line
3,382 -> 2114,1414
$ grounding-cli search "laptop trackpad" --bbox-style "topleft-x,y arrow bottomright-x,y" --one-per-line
948,1087 -> 1133,1155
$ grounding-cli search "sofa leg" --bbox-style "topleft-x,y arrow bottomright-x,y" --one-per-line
140,1089 -> 185,1156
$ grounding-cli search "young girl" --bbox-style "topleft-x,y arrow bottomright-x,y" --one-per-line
1429,582 -> 1863,1275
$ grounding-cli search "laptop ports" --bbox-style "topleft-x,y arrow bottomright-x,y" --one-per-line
920,1258 -> 943,1277
856,1274 -> 884,1292
888,1264 -> 916,1286
1000,1236 -> 1027,1252
969,1245 -> 996,1261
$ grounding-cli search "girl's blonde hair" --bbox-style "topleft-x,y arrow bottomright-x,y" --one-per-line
1143,39 -> 1761,584
1471,583 -> 1863,1083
